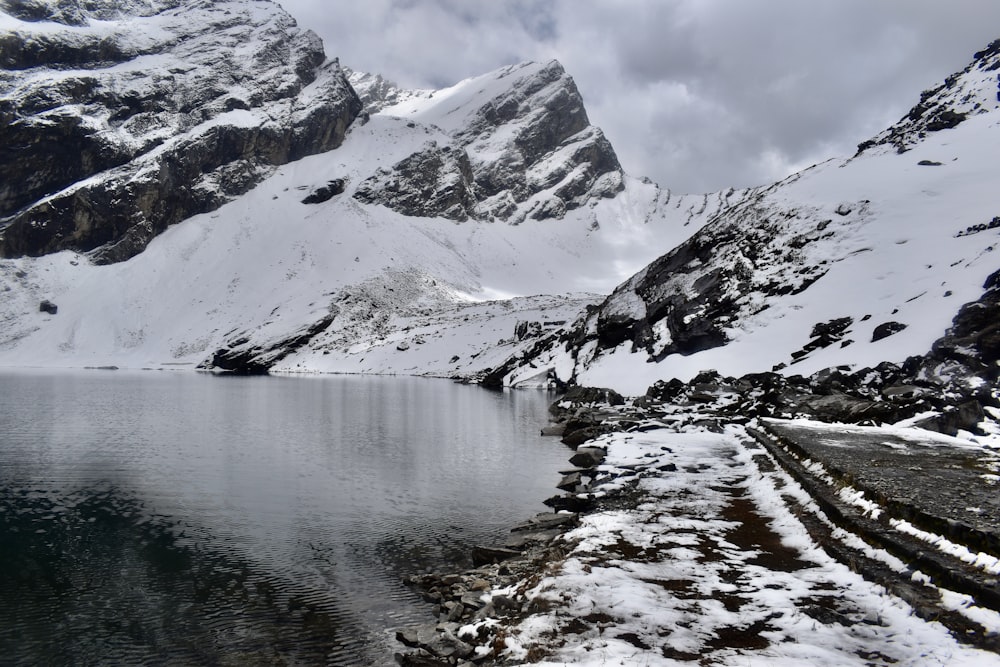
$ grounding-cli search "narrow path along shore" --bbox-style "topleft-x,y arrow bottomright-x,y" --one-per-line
395,392 -> 1000,666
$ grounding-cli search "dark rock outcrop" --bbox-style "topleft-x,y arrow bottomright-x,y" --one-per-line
301,179 -> 346,204
202,312 -> 335,374
872,321 -> 908,342
549,194 -> 847,376
622,273 -> 1000,434
0,0 -> 362,263
354,144 -> 478,221
351,61 -> 624,224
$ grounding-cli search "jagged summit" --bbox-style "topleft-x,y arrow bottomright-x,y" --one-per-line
0,0 -> 361,263
345,68 -> 430,115
9,0 -> 994,395
352,60 -> 625,224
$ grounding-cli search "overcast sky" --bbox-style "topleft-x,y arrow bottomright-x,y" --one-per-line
278,1 -> 1000,193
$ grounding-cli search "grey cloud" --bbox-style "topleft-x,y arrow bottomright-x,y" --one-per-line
278,0 -> 1000,192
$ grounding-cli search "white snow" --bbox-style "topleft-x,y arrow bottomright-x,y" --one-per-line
568,105 -> 1000,394
498,425 -> 1000,666
0,61 -> 729,374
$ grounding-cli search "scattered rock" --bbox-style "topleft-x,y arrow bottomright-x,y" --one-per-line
561,423 -> 610,448
395,624 -> 474,661
912,400 -> 986,436
810,317 -> 853,344
470,545 -> 521,567
543,493 -> 593,513
39,300 -> 58,315
301,179 -> 346,204
872,321 -> 908,342
515,320 -> 543,341
510,512 -> 578,532
556,471 -> 583,492
569,446 -> 606,468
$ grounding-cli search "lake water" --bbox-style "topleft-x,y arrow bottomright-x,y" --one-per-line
0,370 -> 571,665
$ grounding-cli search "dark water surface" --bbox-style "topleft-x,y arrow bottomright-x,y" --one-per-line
0,370 -> 569,665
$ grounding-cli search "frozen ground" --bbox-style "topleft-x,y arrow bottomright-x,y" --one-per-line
489,420 -> 1000,666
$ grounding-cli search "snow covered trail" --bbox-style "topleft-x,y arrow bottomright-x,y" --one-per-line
502,427 -> 1000,666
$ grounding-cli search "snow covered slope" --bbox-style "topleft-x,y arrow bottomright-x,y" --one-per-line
507,39 -> 1000,396
0,4 -> 742,375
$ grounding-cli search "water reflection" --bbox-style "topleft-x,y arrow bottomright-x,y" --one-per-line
0,483 -> 373,665
0,371 -> 568,665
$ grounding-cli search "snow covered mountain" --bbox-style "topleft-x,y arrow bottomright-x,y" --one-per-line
0,0 -> 361,264
0,0 -> 741,375
502,39 -> 1000,400
4,0 -> 996,406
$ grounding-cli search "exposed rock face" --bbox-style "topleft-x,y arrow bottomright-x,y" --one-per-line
858,38 -> 1000,154
924,268 -> 1000,387
628,271 -> 1000,435
351,61 -> 624,224
203,312 -> 336,375
0,0 -> 362,263
345,68 -> 426,115
556,191 -> 863,369
354,143 -> 478,221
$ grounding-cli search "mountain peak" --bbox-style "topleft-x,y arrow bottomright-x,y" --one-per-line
350,58 -> 624,223
499,36 -> 1000,396
858,37 -> 1000,155
344,68 -> 430,116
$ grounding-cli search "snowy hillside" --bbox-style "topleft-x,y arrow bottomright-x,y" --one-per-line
0,2 -> 743,375
504,39 -> 1000,397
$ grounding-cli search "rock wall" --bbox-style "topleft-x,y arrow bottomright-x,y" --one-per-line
351,61 -> 625,224
0,0 -> 362,263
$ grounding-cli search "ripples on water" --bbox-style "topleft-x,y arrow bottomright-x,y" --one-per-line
0,371 -> 568,665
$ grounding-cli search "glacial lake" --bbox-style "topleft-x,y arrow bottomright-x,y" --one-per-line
0,370 -> 571,665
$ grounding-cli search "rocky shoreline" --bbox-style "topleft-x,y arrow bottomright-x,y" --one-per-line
391,259 -> 1000,663
393,377 -> 1000,665
392,388 -> 625,665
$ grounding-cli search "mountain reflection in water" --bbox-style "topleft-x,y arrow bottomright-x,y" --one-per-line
0,483 -> 370,665
0,371 -> 568,666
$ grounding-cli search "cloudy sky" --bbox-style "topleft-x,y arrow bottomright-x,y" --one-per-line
278,1 -> 1000,194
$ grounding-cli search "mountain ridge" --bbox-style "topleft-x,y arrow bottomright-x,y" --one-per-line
0,0 -> 736,375
1,0 -> 997,411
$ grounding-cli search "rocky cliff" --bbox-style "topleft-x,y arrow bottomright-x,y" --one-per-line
859,39 -> 1000,155
0,0 -> 361,263
350,61 -> 624,224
